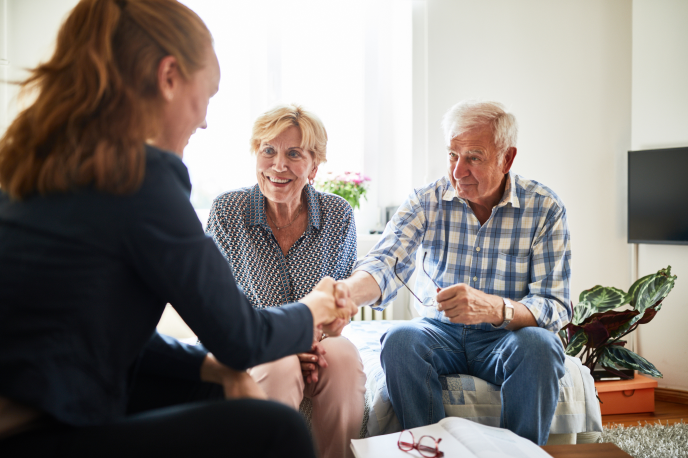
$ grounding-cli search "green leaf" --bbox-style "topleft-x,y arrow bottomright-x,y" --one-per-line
571,300 -> 595,326
627,273 -> 653,306
634,267 -> 676,315
558,329 -> 568,347
600,345 -> 663,378
578,286 -> 629,313
565,329 -> 588,357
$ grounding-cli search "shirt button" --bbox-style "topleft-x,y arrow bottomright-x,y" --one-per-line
475,247 -> 481,252
473,276 -> 477,282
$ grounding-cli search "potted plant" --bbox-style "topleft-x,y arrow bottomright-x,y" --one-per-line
559,266 -> 677,380
316,171 -> 371,210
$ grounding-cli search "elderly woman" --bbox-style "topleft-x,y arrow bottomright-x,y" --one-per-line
0,2 -> 355,457
207,104 -> 365,458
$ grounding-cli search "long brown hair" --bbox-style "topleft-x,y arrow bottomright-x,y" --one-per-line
0,0 -> 211,199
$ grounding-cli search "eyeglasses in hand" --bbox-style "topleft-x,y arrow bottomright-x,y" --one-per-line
397,429 -> 444,457
394,252 -> 441,307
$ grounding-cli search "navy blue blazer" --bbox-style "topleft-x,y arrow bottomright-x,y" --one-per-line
0,145 -> 313,426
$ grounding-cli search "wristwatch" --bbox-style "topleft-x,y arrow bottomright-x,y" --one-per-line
492,298 -> 515,329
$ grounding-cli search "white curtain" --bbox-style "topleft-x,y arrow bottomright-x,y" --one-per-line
181,0 -> 412,233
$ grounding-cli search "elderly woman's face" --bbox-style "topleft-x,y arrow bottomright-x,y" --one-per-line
256,125 -> 317,205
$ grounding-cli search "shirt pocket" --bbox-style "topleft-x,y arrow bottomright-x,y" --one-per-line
491,252 -> 530,299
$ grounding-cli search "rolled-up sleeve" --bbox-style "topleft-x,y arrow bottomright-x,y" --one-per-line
354,190 -> 426,310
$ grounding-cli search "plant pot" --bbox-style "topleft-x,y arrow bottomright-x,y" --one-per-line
592,364 -> 635,381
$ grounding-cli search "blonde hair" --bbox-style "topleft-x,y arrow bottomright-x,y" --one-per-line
441,100 -> 518,157
0,0 -> 211,199
250,104 -> 328,166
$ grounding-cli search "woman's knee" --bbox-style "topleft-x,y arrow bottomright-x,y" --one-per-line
249,355 -> 304,402
251,355 -> 301,380
321,337 -> 362,370
318,337 -> 365,389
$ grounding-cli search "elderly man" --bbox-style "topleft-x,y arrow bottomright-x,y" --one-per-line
338,100 -> 571,445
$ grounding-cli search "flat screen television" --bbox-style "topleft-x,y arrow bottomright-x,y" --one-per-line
628,146 -> 688,245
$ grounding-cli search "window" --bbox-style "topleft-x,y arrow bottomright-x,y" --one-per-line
181,0 -> 412,233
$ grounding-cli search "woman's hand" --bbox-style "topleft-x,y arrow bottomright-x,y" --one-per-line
300,277 -> 357,337
297,340 -> 328,384
200,353 -> 267,400
221,370 -> 268,400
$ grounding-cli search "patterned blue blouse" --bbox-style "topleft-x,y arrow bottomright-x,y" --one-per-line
207,184 -> 357,309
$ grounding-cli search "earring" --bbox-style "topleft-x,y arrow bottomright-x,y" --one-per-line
309,178 -> 315,186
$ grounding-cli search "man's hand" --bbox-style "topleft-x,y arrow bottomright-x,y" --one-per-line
316,280 -> 356,337
200,353 -> 267,400
436,283 -> 503,325
334,281 -> 352,308
296,340 -> 328,384
301,277 -> 357,336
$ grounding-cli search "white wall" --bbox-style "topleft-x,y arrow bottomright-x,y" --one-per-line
631,0 -> 688,392
3,0 -> 78,122
413,0 -> 633,307
0,0 -> 8,135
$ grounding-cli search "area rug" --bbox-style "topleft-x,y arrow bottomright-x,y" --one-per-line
600,421 -> 688,458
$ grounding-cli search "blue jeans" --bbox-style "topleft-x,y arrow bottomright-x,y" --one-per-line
380,318 -> 566,445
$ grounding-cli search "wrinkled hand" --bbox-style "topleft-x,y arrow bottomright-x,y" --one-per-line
297,340 -> 328,384
301,278 -> 357,337
333,281 -> 352,308
319,280 -> 356,337
436,283 -> 501,325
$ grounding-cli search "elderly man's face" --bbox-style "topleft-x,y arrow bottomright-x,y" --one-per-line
447,126 -> 516,210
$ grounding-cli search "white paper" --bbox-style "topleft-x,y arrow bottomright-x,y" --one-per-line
351,423 -> 476,458
438,417 -> 551,458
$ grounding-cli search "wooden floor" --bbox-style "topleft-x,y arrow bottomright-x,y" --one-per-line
601,400 -> 688,428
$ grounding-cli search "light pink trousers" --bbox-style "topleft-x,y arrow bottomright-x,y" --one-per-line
249,336 -> 366,458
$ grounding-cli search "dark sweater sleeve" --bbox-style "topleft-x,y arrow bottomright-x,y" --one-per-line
121,150 -> 313,372
136,331 -> 208,380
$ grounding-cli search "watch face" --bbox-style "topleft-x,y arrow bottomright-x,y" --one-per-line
505,303 -> 515,320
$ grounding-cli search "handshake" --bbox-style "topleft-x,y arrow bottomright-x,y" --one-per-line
299,277 -> 358,338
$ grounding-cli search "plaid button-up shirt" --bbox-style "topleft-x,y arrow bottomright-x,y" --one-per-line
354,173 -> 571,332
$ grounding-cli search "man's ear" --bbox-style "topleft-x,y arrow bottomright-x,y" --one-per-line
157,55 -> 181,102
501,147 -> 517,174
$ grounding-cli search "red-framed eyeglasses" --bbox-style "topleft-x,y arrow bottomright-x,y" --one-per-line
397,430 -> 444,457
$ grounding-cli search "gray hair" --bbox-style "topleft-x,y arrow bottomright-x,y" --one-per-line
441,100 -> 518,156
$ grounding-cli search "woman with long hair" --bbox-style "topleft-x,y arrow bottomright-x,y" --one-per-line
0,1 -> 354,456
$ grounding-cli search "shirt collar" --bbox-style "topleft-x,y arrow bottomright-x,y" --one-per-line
498,172 -> 520,209
246,183 -> 321,230
441,172 -> 520,209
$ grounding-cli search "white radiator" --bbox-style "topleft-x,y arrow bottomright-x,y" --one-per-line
353,303 -> 393,321
353,234 -> 416,321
